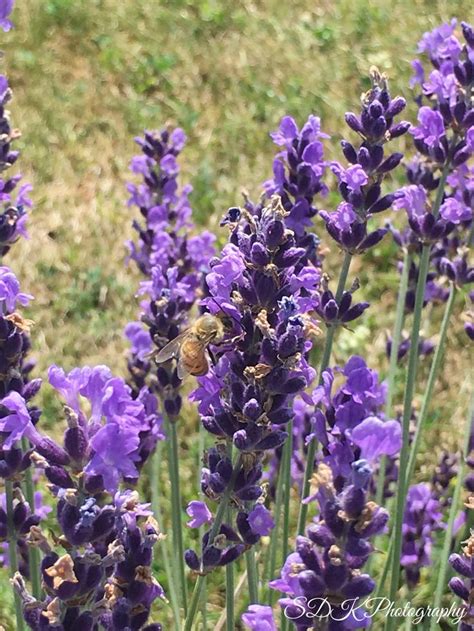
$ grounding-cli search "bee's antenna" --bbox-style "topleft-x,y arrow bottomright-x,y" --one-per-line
207,296 -> 243,330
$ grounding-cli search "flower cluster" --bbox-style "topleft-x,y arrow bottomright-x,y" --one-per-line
263,114 -> 328,264
125,127 -> 215,418
390,19 -> 474,312
400,483 -> 444,587
185,194 -> 320,572
271,462 -> 388,629
3,367 -> 165,629
14,493 -> 163,631
410,20 -> 473,167
0,75 -> 32,256
43,364 -> 163,493
319,67 -> 409,254
449,508 -> 474,630
301,356 -> 401,497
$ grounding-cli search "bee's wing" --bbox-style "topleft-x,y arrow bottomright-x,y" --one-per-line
177,353 -> 189,380
149,332 -> 188,363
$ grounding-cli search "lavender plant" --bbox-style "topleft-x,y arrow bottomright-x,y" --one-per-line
124,125 -> 217,617
296,65 -> 410,539
0,6 -> 44,621
5,367 -> 165,630
182,193 -> 320,628
270,462 -> 389,629
384,22 -> 474,626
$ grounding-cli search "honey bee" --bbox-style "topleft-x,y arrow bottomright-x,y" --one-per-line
151,313 -> 225,379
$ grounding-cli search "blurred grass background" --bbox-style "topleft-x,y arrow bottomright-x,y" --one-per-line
0,0 -> 473,628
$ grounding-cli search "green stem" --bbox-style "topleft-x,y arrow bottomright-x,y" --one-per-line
405,283 -> 456,486
6,481 -> 25,631
21,438 -> 42,600
385,165 -> 450,631
297,251 -> 352,535
385,244 -> 431,626
246,547 -> 259,604
199,424 -> 208,631
281,419 -> 294,631
264,442 -> 286,604
281,420 -> 293,561
430,395 -> 474,628
374,538 -> 393,600
430,409 -> 471,631
151,442 -> 181,625
375,250 -> 412,506
166,417 -> 188,616
183,455 -> 243,631
225,505 -> 234,631
184,576 -> 205,631
404,614 -> 413,631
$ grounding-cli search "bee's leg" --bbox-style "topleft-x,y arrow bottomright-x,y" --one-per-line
227,332 -> 245,345
208,348 -> 217,367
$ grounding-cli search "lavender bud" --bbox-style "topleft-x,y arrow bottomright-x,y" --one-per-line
342,574 -> 375,598
45,466 -> 74,488
345,112 -> 363,133
385,96 -> 406,117
64,426 -> 88,462
36,438 -> 70,466
449,553 -> 472,578
378,152 -> 403,173
184,549 -> 200,571
298,570 -> 326,596
389,121 -> 411,138
341,140 -> 357,163
369,194 -> 395,214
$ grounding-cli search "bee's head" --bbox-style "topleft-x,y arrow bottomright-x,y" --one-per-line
198,313 -> 224,341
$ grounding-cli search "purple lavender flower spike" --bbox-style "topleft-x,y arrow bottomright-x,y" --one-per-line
319,67 -> 408,254
0,76 -> 33,255
271,463 -> 387,629
125,126 -> 215,421
391,19 -> 474,317
401,483 -> 443,587
10,371 -> 165,628
265,114 -> 328,262
187,194 -> 320,573
14,493 -> 164,629
296,355 -> 396,500
432,450 -> 458,507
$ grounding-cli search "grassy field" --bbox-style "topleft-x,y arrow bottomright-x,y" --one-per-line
0,1 -> 473,628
